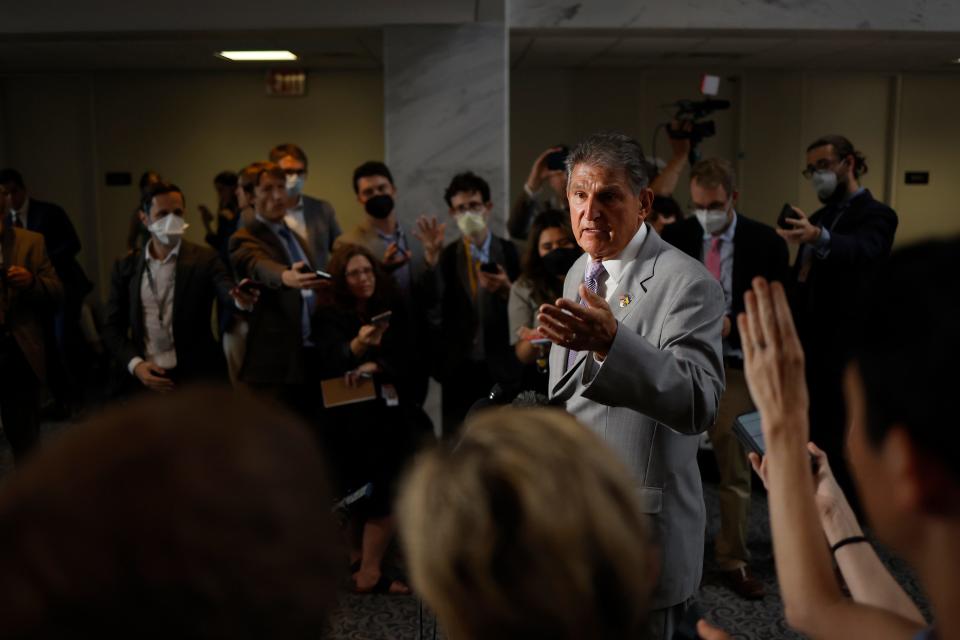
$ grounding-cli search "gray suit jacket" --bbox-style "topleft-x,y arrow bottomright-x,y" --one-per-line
301,195 -> 341,269
548,226 -> 725,609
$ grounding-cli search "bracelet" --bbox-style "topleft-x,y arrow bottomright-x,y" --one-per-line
830,535 -> 868,554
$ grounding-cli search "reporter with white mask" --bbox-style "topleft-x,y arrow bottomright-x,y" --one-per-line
102,182 -> 257,393
661,158 -> 788,600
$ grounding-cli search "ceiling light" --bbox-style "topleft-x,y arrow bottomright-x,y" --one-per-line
216,50 -> 298,62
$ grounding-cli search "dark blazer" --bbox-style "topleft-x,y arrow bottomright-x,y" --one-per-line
788,189 -> 898,350
314,300 -> 410,385
434,233 -> 521,385
0,226 -> 63,382
102,239 -> 234,382
661,212 -> 789,351
229,218 -> 316,385
9,199 -> 91,296
302,195 -> 342,269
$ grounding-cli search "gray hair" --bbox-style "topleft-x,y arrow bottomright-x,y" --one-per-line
565,131 -> 652,195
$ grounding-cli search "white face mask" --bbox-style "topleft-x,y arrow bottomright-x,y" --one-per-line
285,173 -> 304,197
456,209 -> 487,239
148,214 -> 189,246
812,169 -> 839,201
694,206 -> 730,235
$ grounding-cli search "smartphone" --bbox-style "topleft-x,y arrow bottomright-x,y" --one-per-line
530,338 -> 552,346
237,278 -> 263,293
297,264 -> 333,279
545,146 -> 569,171
777,203 -> 801,230
734,411 -> 819,473
732,411 -> 765,457
370,310 -> 392,325
480,261 -> 500,274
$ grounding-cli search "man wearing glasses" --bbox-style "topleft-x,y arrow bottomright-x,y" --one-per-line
781,135 -> 898,500
268,144 -> 342,269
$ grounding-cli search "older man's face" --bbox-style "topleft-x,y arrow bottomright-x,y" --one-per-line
567,163 -> 652,259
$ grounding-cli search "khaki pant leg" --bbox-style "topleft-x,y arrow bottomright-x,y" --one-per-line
710,365 -> 755,570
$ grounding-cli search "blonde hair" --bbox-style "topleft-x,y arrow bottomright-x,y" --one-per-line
397,408 -> 653,640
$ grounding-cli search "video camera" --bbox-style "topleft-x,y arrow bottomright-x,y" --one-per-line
665,98 -> 730,164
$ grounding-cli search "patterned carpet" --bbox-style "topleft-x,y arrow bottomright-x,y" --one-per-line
0,424 -> 929,640
324,453 -> 932,640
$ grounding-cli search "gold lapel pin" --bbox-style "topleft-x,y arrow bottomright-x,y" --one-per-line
619,294 -> 632,308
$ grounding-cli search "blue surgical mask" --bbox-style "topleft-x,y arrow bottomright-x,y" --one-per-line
285,173 -> 304,197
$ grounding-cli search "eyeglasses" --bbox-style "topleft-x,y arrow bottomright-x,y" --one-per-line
801,157 -> 845,180
283,168 -> 306,176
345,267 -> 375,280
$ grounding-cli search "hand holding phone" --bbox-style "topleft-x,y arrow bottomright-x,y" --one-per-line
777,203 -> 801,230
370,310 -> 393,326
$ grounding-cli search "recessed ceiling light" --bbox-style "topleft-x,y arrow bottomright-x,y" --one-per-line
216,50 -> 298,62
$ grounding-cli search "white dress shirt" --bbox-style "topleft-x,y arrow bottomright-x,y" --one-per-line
592,222 -> 649,302
128,239 -> 180,374
9,196 -> 30,229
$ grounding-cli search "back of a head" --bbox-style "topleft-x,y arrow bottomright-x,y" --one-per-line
851,237 -> 960,483
0,386 -> 342,639
398,408 -> 653,640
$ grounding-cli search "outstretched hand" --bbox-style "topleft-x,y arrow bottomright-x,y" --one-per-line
537,284 -> 618,359
738,278 -> 809,442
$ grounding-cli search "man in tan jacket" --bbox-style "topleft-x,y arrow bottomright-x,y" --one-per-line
0,183 -> 62,461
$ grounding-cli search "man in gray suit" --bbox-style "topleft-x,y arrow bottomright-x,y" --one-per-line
538,132 -> 725,639
269,144 -> 342,269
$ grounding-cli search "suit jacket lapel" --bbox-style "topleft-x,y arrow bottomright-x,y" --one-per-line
130,251 -> 147,348
609,226 -> 660,324
172,242 -> 191,335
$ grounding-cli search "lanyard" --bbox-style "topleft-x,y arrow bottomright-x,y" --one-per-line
144,259 -> 173,326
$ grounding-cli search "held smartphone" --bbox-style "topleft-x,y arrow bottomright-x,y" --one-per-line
777,203 -> 801,230
237,278 -> 263,293
530,338 -> 552,347
545,146 -> 569,171
733,411 -> 820,472
480,261 -> 500,274
297,264 -> 333,280
370,310 -> 393,325
732,411 -> 765,457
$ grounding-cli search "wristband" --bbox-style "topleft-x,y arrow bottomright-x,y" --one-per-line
830,535 -> 868,554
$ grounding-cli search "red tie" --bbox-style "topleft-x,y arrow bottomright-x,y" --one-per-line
706,237 -> 722,281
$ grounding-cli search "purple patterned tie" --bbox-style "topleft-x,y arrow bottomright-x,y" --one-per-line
566,259 -> 607,371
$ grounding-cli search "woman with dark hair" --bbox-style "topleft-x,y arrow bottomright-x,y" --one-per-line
507,209 -> 580,393
313,243 -> 426,595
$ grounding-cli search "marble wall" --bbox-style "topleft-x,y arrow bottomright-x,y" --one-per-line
384,24 -> 509,239
510,0 -> 960,32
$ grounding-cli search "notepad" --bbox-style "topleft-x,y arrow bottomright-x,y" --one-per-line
321,376 -> 378,408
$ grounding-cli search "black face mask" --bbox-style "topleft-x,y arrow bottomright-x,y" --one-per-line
542,246 -> 582,278
364,194 -> 395,219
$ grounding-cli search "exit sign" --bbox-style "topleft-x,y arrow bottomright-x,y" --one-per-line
266,70 -> 307,97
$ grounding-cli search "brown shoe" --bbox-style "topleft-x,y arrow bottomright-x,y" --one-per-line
720,566 -> 766,600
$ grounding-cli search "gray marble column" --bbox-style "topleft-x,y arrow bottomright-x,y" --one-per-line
384,23 -> 509,239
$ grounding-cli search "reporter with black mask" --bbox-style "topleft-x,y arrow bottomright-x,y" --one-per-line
780,135 -> 898,501
335,161 -> 434,408
508,209 -> 580,394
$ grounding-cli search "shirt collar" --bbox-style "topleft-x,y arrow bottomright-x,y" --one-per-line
468,229 -> 493,260
289,196 -> 305,213
145,238 -> 182,264
256,213 -> 287,234
599,223 -> 648,283
10,196 -> 30,219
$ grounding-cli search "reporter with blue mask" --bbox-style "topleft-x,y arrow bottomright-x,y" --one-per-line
268,143 -> 342,269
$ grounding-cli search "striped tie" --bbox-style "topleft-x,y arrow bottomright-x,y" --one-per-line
566,259 -> 606,371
